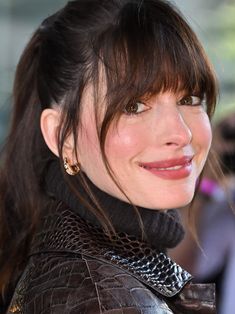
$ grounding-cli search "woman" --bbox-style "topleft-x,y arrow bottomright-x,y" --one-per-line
0,0 -> 217,313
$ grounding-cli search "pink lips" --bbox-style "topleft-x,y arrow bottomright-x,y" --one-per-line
139,156 -> 193,180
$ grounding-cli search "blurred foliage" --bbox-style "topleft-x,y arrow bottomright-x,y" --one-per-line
218,22 -> 235,61
205,3 -> 235,120
206,3 -> 235,75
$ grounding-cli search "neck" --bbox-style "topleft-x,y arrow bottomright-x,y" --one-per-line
44,160 -> 184,251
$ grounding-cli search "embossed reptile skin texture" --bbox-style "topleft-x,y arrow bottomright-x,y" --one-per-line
7,202 -> 216,314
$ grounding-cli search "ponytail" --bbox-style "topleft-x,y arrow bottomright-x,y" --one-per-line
0,28 -> 49,306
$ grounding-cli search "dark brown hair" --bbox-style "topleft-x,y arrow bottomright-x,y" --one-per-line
0,0 -> 218,305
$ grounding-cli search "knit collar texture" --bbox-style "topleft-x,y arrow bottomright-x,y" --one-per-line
45,160 -> 184,251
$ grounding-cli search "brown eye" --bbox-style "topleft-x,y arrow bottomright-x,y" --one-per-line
123,102 -> 150,115
178,96 -> 202,106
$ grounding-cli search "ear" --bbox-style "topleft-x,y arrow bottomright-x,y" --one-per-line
40,108 -> 61,157
40,108 -> 75,159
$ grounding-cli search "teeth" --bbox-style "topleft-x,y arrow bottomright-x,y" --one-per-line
142,165 -> 184,170
141,163 -> 189,170
156,165 -> 183,170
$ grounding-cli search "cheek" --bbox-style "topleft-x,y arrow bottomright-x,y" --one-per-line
188,112 -> 212,167
77,122 -> 101,169
105,123 -> 145,160
194,114 -> 212,150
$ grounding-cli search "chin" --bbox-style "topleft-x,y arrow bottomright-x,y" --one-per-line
139,191 -> 195,210
162,194 -> 195,209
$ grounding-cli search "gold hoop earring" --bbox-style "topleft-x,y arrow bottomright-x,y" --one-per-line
63,157 -> 80,176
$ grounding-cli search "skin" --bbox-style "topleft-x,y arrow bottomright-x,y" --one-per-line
41,86 -> 212,210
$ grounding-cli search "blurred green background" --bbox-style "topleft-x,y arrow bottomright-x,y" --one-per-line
0,0 -> 235,143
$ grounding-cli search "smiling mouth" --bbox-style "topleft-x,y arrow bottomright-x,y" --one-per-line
141,164 -> 186,171
139,156 -> 193,180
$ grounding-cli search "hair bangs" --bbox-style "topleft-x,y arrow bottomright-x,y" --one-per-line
95,0 -> 217,124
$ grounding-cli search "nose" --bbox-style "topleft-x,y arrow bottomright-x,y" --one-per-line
156,107 -> 192,148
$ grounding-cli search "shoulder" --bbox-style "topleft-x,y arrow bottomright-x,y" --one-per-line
8,252 -> 173,314
8,253 -> 101,313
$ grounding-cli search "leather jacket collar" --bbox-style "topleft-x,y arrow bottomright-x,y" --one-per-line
8,201 -> 216,314
30,201 -> 192,298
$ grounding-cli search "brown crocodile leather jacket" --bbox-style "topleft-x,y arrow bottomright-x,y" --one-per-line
7,202 -> 216,314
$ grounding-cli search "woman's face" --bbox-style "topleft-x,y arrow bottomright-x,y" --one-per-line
77,86 -> 212,209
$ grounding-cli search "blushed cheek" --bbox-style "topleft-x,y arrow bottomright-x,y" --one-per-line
105,125 -> 145,160
192,114 -> 212,159
77,122 -> 102,168
200,116 -> 212,151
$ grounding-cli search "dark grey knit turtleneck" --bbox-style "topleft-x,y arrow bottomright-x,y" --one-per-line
45,160 -> 184,251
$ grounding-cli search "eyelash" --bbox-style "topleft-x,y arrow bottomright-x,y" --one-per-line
123,102 -> 150,115
178,96 -> 205,107
123,95 -> 205,116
